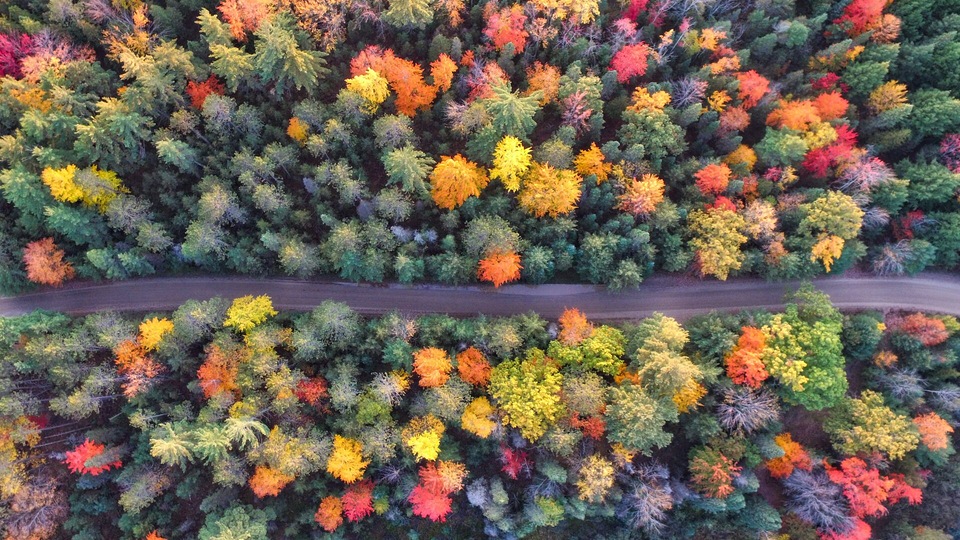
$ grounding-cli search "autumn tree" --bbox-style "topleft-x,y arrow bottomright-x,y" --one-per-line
249,465 -> 294,498
689,446 -> 742,499
478,251 -> 522,287
326,435 -> 369,483
825,457 -> 922,519
489,349 -> 564,441
461,396 -> 496,438
483,5 -> 528,54
22,238 -> 75,287
736,70 -> 770,109
724,326 -> 770,388
517,163 -> 583,218
197,343 -> 242,399
573,143 -> 613,183
766,433 -> 812,479
618,174 -> 665,218
344,68 -> 391,114
342,480 -> 375,522
224,295 -> 277,332
610,43 -> 653,83
694,163 -> 733,196
64,439 -> 122,476
576,454 -> 615,503
913,412 -> 954,452
490,136 -> 531,192
825,390 -> 920,459
139,317 -> 174,351
430,155 -> 490,210
559,308 -> 593,346
688,207 -> 747,280
402,415 -> 445,461
413,347 -> 453,387
457,347 -> 491,386
315,496 -> 343,532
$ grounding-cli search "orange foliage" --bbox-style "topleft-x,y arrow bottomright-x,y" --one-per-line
483,4 -> 528,54
570,412 -> 606,440
766,99 -> 821,131
295,376 -> 329,408
898,313 -> 950,346
408,483 -> 453,522
873,350 -> 897,367
22,237 -> 74,287
114,339 -> 164,398
186,75 -> 225,109
914,412 -> 954,452
350,47 -> 437,116
765,433 -> 812,479
413,347 -> 453,387
619,173 -> 665,217
217,0 -> 276,41
457,347 -> 491,386
342,480 -> 375,522
419,461 -> 467,495
835,0 -> 887,37
526,62 -> 561,105
249,465 -> 294,498
719,106 -> 751,133
695,163 -> 732,196
813,91 -> 850,121
145,531 -> 167,540
197,344 -> 241,399
315,496 -> 344,532
735,70 -> 770,109
478,251 -> 522,288
429,154 -> 490,210
724,326 -> 769,388
559,308 -> 593,346
826,457 -> 922,519
430,54 -> 458,93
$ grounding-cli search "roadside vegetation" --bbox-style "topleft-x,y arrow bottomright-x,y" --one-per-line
2,0 -> 960,291
1,287 -> 959,538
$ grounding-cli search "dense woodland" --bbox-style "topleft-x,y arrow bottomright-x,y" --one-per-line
0,288 -> 959,538
2,0 -> 960,289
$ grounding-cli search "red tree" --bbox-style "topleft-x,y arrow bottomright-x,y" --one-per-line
610,43 -> 652,83
897,313 -> 950,346
408,484 -> 453,522
825,457 -> 922,519
501,446 -> 531,479
295,376 -> 329,409
0,32 -> 33,78
834,0 -> 887,36
64,439 -> 121,476
186,75 -> 225,109
342,480 -> 375,522
483,5 -> 528,54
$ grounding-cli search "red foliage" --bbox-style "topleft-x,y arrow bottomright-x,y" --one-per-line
569,412 -> 606,440
826,457 -> 922,519
724,326 -> 770,388
813,73 -> 843,91
623,0 -> 649,20
186,75 -> 225,109
695,163 -> 732,196
735,70 -> 770,109
23,238 -> 75,287
483,5 -> 528,54
217,0 -> 275,41
941,134 -> 960,173
802,124 -> 859,178
342,480 -> 375,522
0,32 -> 34,78
500,446 -> 531,479
834,0 -> 887,36
707,196 -> 737,212
610,43 -> 652,83
819,519 -> 872,540
408,484 -> 453,522
295,376 -> 329,408
64,439 -> 121,476
893,210 -> 926,241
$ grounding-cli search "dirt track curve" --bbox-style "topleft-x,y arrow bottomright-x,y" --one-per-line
3,273 -> 960,320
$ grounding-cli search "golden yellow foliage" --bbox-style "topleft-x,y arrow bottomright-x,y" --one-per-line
724,145 -> 757,173
627,87 -> 672,113
490,136 -> 532,192
672,381 -> 707,413
517,163 -> 582,218
618,174 -> 665,218
573,143 -> 612,183
461,397 -> 496,438
402,415 -> 445,460
345,68 -> 391,113
811,234 -> 845,272
138,317 -> 174,351
430,154 -> 490,210
707,90 -> 731,112
224,295 -> 277,332
287,117 -> 309,142
326,435 -> 370,484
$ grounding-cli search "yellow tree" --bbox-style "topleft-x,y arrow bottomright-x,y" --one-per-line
326,435 -> 370,483
688,208 -> 747,280
224,295 -> 278,332
139,317 -> 174,351
618,174 -> 664,218
576,454 -> 614,502
429,154 -> 490,210
490,136 -> 531,192
517,163 -> 583,218
573,143 -> 612,183
402,415 -> 445,460
345,68 -> 391,113
461,397 -> 496,438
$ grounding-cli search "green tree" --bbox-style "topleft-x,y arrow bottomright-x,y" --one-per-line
605,383 -> 678,455
252,13 -> 328,95
383,145 -> 434,196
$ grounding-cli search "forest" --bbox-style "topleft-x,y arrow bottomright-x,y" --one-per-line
0,287 -> 959,538
2,0 -> 960,290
